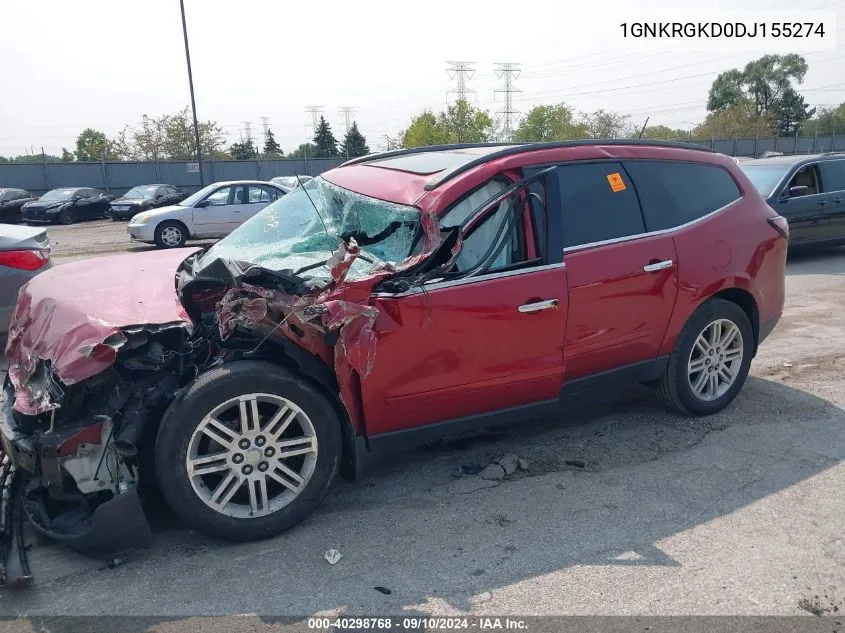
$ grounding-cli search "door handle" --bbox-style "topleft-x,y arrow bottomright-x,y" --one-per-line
834,199 -> 842,204
817,200 -> 827,206
643,259 -> 673,272
518,299 -> 559,313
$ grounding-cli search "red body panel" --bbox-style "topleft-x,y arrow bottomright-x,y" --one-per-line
563,235 -> 678,379
361,266 -> 568,434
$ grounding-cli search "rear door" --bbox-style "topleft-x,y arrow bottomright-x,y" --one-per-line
240,184 -> 283,226
362,176 -> 569,437
550,161 -> 678,386
818,159 -> 845,241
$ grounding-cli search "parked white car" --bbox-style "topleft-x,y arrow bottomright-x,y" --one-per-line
127,181 -> 287,248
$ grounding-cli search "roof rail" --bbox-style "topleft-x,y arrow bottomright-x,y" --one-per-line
819,151 -> 845,156
342,139 -> 713,170
414,140 -> 713,190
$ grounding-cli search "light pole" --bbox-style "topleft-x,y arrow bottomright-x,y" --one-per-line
180,0 -> 204,187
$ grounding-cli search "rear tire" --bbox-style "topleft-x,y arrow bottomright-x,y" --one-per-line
154,361 -> 342,541
154,221 -> 188,248
657,298 -> 754,416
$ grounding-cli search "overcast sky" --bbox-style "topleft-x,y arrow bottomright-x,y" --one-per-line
1,0 -> 843,157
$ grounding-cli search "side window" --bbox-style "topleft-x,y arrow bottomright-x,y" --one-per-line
820,160 -> 845,193
787,163 -> 820,195
440,180 -> 525,273
624,161 -> 742,232
557,162 -> 645,248
204,186 -> 234,206
247,185 -> 279,203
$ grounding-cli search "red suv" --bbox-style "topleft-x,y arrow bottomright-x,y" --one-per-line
1,141 -> 787,556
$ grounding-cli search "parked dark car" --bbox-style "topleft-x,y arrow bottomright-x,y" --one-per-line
739,153 -> 845,249
21,187 -> 114,225
0,141 -> 786,566
0,189 -> 36,223
0,223 -> 51,341
107,184 -> 185,221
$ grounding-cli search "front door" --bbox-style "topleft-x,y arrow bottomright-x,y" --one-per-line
776,162 -> 828,246
361,176 -> 568,436
193,185 -> 243,237
818,159 -> 845,242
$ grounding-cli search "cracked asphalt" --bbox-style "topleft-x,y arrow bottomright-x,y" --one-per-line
1,233 -> 844,619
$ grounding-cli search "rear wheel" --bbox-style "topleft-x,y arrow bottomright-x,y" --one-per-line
657,298 -> 754,416
154,361 -> 342,541
57,208 -> 76,225
154,221 -> 187,248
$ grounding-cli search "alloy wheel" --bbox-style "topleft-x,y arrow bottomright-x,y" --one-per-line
160,226 -> 183,247
186,393 -> 318,519
687,318 -> 744,402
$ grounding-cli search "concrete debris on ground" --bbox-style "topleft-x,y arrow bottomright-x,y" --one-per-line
324,549 -> 342,565
518,458 -> 530,471
478,464 -> 506,481
498,453 -> 519,475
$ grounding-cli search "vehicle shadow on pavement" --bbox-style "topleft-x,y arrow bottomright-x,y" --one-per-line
3,371 -> 842,617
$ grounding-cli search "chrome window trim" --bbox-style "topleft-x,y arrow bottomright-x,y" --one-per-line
371,262 -> 565,298
562,196 -> 744,254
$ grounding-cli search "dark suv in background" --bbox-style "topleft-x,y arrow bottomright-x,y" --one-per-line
740,153 -> 845,249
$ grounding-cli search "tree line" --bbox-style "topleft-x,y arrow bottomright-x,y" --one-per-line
4,54 -> 844,164
0,109 -> 370,164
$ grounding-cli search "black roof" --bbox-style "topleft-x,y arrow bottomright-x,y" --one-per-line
342,140 -> 714,190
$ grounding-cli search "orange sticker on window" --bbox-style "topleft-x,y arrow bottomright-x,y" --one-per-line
607,172 -> 626,192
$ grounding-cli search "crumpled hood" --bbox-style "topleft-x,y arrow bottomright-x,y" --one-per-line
23,200 -> 65,211
6,248 -> 198,414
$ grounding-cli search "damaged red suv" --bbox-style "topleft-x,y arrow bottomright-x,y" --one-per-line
0,141 -> 787,557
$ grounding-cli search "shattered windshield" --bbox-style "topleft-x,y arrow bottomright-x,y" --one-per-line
200,176 -> 421,283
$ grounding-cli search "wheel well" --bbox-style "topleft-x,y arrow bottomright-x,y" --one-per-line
246,341 -> 360,482
156,219 -> 190,238
712,288 -> 759,353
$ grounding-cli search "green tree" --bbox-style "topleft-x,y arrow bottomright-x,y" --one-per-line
75,128 -> 115,161
403,111 -> 448,147
582,109 -> 632,138
513,103 -> 588,142
109,108 -> 226,161
638,125 -> 691,141
60,148 -> 74,162
288,142 -> 317,158
263,129 -> 283,156
313,116 -> 339,157
229,138 -> 257,159
339,122 -> 370,158
772,86 -> 815,135
803,103 -> 845,135
694,101 -> 774,138
707,54 -> 810,118
0,157 -> 9,164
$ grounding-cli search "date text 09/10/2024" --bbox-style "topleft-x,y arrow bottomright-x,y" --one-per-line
620,22 -> 826,38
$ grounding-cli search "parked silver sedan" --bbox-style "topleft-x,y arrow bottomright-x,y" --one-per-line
127,180 -> 287,248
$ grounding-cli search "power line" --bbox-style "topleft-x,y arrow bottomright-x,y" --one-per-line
447,61 -> 476,103
494,63 -> 521,139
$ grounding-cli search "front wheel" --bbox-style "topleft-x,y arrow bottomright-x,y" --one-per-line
57,208 -> 76,225
154,361 -> 342,541
154,221 -> 188,248
657,298 -> 754,416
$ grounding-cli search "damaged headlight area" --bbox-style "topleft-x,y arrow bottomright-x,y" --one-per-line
0,321 -> 219,585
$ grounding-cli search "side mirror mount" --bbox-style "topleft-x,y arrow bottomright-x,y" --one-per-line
195,199 -> 211,208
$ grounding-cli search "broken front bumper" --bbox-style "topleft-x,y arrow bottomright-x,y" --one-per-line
0,384 -> 153,562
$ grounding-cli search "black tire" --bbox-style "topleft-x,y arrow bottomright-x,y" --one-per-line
154,361 -> 342,542
656,298 -> 754,416
57,208 -> 76,225
154,221 -> 188,248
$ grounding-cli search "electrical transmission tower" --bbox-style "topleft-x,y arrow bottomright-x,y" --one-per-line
260,116 -> 270,146
338,107 -> 357,134
494,63 -> 521,139
447,61 -> 476,103
241,121 -> 253,143
305,105 -> 324,136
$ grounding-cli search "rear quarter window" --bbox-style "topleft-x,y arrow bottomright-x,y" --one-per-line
623,161 -> 742,232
